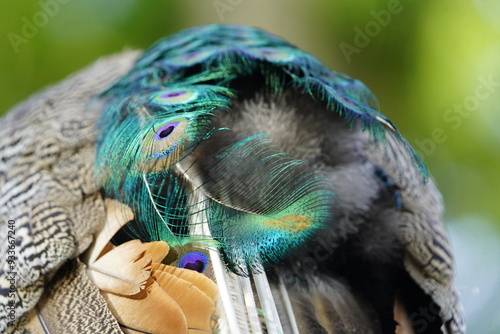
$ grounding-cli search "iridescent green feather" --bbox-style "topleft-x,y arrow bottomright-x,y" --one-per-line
95,84 -> 233,247
96,84 -> 233,185
198,134 -> 334,274
102,24 -> 427,177
94,24 -> 428,273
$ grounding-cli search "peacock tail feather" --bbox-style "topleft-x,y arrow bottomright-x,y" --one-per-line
95,24 -> 428,275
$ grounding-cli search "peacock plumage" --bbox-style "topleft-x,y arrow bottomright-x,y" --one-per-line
0,24 -> 464,334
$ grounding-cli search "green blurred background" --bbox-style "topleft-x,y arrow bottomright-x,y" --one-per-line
1,0 -> 499,332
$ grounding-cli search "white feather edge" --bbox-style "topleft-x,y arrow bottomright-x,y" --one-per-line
253,273 -> 283,334
277,277 -> 300,334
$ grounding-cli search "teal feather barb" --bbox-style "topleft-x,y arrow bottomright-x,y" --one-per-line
184,134 -> 334,273
95,24 -> 427,274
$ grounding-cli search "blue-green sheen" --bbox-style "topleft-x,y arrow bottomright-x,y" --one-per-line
95,24 -> 427,274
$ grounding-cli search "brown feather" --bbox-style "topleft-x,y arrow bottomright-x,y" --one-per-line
102,277 -> 188,334
143,241 -> 170,263
153,263 -> 219,300
152,269 -> 216,333
87,240 -> 152,296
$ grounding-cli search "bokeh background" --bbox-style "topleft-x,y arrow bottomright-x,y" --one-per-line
1,0 -> 499,332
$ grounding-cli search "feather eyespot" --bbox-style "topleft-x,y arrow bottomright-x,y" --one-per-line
152,89 -> 198,105
178,252 -> 209,273
140,118 -> 189,163
154,122 -> 179,141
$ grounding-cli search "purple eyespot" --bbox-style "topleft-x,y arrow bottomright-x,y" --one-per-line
154,122 -> 179,141
153,88 -> 198,105
158,126 -> 174,138
178,252 -> 209,273
161,91 -> 185,99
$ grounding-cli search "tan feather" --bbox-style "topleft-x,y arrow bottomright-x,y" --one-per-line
82,198 -> 135,264
84,219 -> 216,334
152,269 -> 216,333
102,277 -> 188,334
87,240 -> 152,296
143,240 -> 170,263
80,197 -> 218,333
153,262 -> 219,300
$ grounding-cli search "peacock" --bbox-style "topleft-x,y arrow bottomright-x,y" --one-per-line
0,24 -> 464,333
